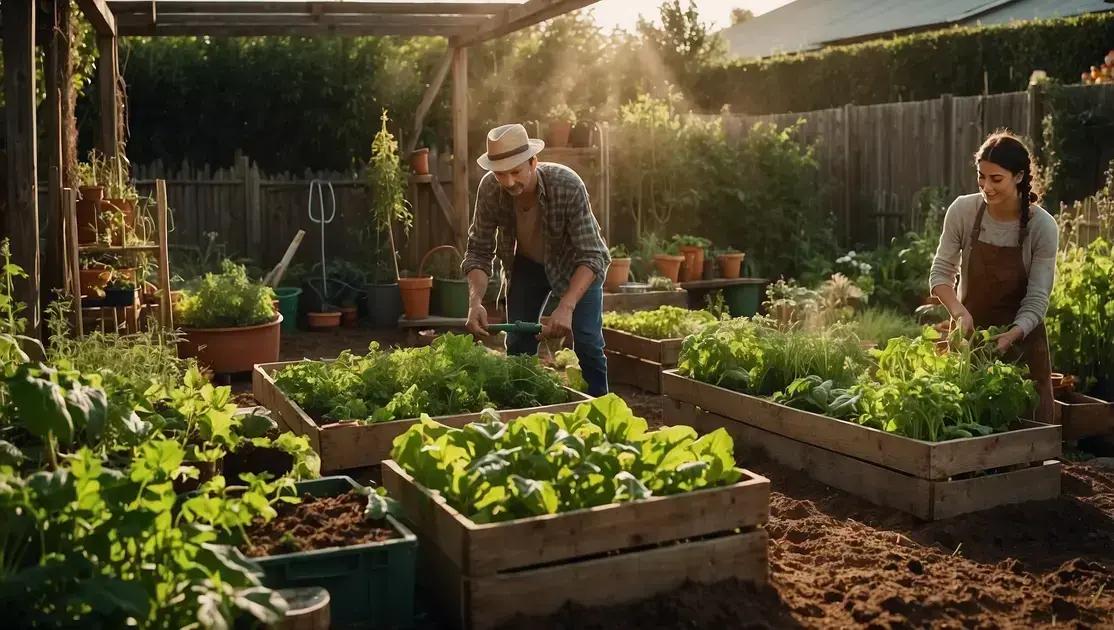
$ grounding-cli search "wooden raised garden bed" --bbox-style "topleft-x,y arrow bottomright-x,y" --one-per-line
1055,391 -> 1114,441
253,360 -> 590,472
603,327 -> 683,394
662,370 -> 1062,521
602,288 -> 687,313
381,459 -> 770,630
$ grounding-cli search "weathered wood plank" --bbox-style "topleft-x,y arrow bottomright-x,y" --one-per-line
602,289 -> 688,313
465,529 -> 768,630
451,47 -> 470,252
1056,392 -> 1114,441
605,350 -> 663,394
602,327 -> 682,365
930,460 -> 1061,520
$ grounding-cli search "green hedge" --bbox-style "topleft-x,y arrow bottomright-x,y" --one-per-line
693,12 -> 1114,114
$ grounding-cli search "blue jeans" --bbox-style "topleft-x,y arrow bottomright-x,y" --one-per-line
505,256 -> 608,396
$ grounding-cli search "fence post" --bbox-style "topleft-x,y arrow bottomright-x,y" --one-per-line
241,155 -> 262,258
842,103 -> 852,245
941,94 -> 954,194
1026,83 -> 1044,163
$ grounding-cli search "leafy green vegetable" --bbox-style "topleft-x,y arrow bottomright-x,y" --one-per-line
274,333 -> 570,424
603,306 -> 718,340
175,259 -> 276,328
390,394 -> 742,523
1047,236 -> 1114,395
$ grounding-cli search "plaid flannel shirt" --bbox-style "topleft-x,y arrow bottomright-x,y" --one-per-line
461,162 -> 610,298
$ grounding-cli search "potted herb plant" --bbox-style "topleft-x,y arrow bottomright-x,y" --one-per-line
100,155 -> 140,246
78,254 -> 113,299
545,102 -> 577,148
716,247 -> 746,279
175,259 -> 281,373
76,151 -> 106,245
366,111 -> 414,326
648,235 -> 684,283
671,234 -> 711,282
605,244 -> 632,292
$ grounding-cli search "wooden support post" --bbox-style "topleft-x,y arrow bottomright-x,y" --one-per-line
842,103 -> 852,246
451,46 -> 470,252
45,0 -> 67,320
941,94 -> 954,194
405,50 -> 454,157
156,181 -> 174,329
3,0 -> 41,336
63,188 -> 83,336
97,34 -> 122,161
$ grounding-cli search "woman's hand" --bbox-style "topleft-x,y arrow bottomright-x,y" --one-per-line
993,326 -> 1025,353
953,308 -> 975,336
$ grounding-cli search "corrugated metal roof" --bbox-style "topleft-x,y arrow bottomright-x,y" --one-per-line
722,0 -> 1114,60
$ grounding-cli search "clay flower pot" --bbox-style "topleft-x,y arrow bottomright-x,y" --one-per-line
339,305 -> 359,328
76,187 -> 104,245
716,252 -> 746,279
547,120 -> 572,148
79,267 -> 112,298
604,258 -> 632,292
410,148 -> 430,175
679,246 -> 705,282
653,254 -> 685,283
398,276 -> 433,320
179,315 -> 282,374
102,198 -> 137,246
307,311 -> 342,330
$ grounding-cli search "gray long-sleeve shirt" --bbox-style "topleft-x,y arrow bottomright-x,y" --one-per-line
928,193 -> 1059,337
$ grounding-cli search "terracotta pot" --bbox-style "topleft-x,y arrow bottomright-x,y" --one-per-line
307,311 -> 342,330
399,276 -> 434,320
79,267 -> 112,298
340,305 -> 359,327
717,252 -> 746,279
76,187 -> 105,245
604,258 -> 632,292
679,246 -> 705,282
547,120 -> 572,148
178,315 -> 282,373
101,198 -> 137,246
653,254 -> 685,283
1051,372 -> 1077,395
410,148 -> 430,175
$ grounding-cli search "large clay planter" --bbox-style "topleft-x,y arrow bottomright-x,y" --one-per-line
604,258 -> 632,292
79,267 -> 112,298
76,187 -> 104,244
717,252 -> 746,279
339,305 -> 359,327
398,276 -> 433,320
679,246 -> 705,282
410,148 -> 430,175
653,254 -> 685,283
178,315 -> 282,374
547,120 -> 572,148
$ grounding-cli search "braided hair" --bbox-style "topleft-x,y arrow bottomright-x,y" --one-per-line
975,131 -> 1043,245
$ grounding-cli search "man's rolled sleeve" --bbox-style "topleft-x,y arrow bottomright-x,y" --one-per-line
461,179 -> 499,277
568,184 -> 610,281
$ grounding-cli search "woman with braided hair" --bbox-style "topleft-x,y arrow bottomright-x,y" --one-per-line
930,131 -> 1059,422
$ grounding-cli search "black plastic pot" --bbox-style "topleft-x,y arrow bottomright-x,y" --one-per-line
366,282 -> 403,328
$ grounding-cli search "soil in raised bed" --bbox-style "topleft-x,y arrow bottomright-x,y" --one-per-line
241,491 -> 396,557
497,419 -> 1114,629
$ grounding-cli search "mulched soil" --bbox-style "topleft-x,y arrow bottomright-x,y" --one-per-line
241,490 -> 396,557
245,332 -> 1114,628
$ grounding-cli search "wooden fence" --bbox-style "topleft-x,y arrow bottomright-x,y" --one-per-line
132,142 -> 609,273
718,83 -> 1114,247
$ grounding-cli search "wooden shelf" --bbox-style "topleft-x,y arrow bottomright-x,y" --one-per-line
409,173 -> 434,184
679,277 -> 768,290
79,243 -> 161,254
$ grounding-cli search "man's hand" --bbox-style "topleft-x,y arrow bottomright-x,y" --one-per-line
993,326 -> 1025,353
466,303 -> 490,338
953,308 -> 975,336
539,303 -> 573,340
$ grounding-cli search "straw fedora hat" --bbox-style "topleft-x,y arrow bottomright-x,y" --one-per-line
476,123 -> 545,172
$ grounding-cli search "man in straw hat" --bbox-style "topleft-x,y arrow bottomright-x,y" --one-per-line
463,123 -> 611,395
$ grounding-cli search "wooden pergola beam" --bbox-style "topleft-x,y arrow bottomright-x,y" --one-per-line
76,0 -> 117,35
3,0 -> 41,335
117,22 -> 476,36
97,34 -> 122,161
455,0 -> 599,46
115,13 -> 489,36
108,1 -> 518,15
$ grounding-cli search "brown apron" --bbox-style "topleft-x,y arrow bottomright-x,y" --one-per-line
962,202 -> 1054,423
